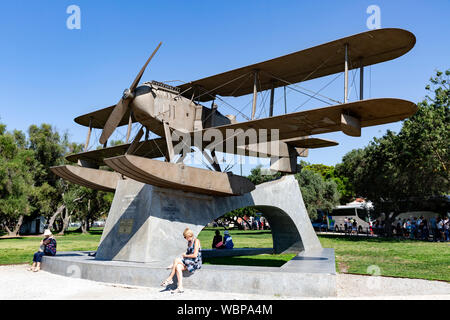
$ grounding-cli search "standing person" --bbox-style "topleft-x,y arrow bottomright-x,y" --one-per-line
410,219 -> 416,239
421,219 -> 429,241
369,220 -> 374,236
347,218 -> 353,235
161,228 -> 202,293
402,219 -> 408,238
28,229 -> 57,272
444,217 -> 450,241
430,216 -> 438,241
437,218 -> 444,242
352,219 -> 358,235
404,219 -> 411,238
416,216 -> 423,239
255,216 -> 260,230
397,219 -> 403,237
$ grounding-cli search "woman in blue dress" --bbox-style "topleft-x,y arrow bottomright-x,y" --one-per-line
161,228 -> 202,293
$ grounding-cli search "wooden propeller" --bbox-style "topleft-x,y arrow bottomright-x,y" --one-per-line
99,42 -> 162,145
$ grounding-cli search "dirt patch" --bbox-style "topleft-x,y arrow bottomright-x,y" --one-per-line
338,261 -> 349,273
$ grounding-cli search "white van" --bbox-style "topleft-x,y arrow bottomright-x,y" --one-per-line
395,211 -> 440,221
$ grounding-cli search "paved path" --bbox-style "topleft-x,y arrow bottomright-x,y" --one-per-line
0,264 -> 448,300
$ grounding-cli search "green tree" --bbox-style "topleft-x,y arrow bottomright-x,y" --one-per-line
27,124 -> 66,186
246,165 -> 281,185
68,187 -> 112,234
295,168 -> 340,219
27,124 -> 70,231
304,162 -> 353,203
336,70 -> 449,234
0,127 -> 37,236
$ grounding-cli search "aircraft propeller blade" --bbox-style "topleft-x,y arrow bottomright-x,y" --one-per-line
99,42 -> 162,145
99,98 -> 130,145
130,42 -> 162,91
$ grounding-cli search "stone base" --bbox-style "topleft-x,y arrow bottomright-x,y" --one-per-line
96,175 -> 322,266
42,248 -> 337,298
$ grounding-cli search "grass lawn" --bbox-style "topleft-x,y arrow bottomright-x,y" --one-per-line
197,228 -> 296,267
0,227 -> 448,282
0,228 -> 103,265
318,234 -> 450,282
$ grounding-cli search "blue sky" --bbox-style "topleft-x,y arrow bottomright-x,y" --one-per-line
1,0 -> 449,175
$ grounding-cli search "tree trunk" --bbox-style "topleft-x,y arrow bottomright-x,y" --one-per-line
384,211 -> 399,237
55,217 -> 64,233
80,222 -> 88,234
5,215 -> 24,237
57,208 -> 72,235
81,216 -> 88,234
3,225 -> 14,237
385,217 -> 393,237
47,204 -> 65,231
86,200 -> 91,232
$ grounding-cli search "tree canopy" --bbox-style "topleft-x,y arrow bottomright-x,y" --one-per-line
0,126 -> 37,235
336,69 -> 449,224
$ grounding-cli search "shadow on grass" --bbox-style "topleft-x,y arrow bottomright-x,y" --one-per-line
202,227 -> 272,235
61,228 -> 103,236
230,231 -> 272,236
318,234 -> 419,243
0,237 -> 27,241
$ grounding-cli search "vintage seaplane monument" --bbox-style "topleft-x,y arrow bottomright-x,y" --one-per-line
47,28 -> 416,296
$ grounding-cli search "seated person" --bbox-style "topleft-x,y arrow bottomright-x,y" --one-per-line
223,230 -> 234,249
161,228 -> 202,293
28,229 -> 57,272
212,230 -> 224,249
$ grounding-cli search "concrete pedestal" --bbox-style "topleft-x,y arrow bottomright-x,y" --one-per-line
95,175 -> 322,266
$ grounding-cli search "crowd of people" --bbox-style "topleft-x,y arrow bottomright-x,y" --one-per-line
337,215 -> 450,241
212,215 -> 270,231
392,216 -> 450,241
343,217 -> 359,235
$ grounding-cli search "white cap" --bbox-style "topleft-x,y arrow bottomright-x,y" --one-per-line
44,229 -> 52,236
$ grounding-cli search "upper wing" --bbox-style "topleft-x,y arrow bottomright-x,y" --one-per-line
177,28 -> 415,102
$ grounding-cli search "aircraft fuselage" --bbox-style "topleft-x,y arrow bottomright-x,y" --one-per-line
131,81 -> 234,137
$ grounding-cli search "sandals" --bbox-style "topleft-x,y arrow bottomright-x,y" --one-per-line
27,267 -> 35,272
171,287 -> 184,294
161,278 -> 173,287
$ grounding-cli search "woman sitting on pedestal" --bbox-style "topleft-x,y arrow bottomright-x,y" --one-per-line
28,229 -> 57,272
161,228 -> 202,293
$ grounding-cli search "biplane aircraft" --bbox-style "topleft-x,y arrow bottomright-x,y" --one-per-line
51,28 -> 417,196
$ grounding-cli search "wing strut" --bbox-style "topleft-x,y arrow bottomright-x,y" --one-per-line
251,70 -> 259,120
344,43 -> 349,103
